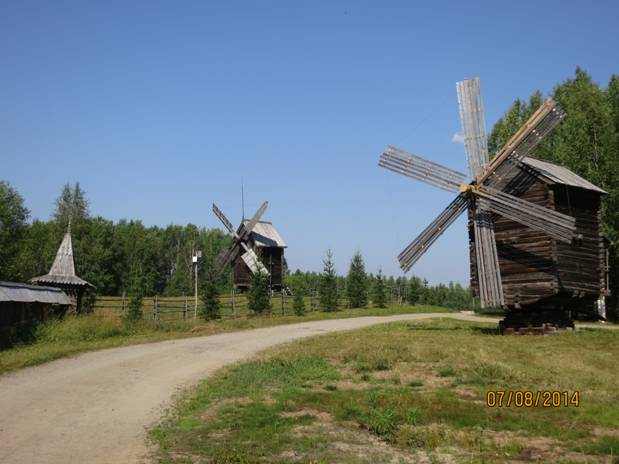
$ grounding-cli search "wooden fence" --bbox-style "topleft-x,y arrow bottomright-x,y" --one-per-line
93,292 -> 396,321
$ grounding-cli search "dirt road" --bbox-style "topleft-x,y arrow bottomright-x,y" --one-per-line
0,312 -> 603,463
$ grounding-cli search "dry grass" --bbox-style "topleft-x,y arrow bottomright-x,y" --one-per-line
0,304 -> 451,375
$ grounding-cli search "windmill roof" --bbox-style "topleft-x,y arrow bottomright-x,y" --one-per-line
0,281 -> 71,305
30,231 -> 94,288
242,220 -> 286,248
521,157 -> 607,194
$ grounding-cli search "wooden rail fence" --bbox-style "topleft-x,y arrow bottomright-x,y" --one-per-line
93,293 -> 396,321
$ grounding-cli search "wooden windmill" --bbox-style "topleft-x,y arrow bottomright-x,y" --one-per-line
379,77 -> 608,330
212,201 -> 287,291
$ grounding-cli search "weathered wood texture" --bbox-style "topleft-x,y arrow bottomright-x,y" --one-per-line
469,169 -> 605,312
233,246 -> 285,290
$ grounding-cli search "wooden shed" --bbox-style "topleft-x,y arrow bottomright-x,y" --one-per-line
233,220 -> 287,290
30,227 -> 94,312
468,156 -> 608,326
0,281 -> 70,347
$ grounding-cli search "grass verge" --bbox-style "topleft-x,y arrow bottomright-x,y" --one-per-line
151,319 -> 618,463
0,304 -> 452,375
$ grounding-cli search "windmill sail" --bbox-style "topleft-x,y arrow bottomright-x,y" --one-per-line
475,186 -> 576,243
480,99 -> 566,186
473,209 -> 504,307
457,77 -> 489,178
379,146 -> 468,193
397,194 -> 469,271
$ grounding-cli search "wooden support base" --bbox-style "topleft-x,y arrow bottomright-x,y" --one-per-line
499,306 -> 574,335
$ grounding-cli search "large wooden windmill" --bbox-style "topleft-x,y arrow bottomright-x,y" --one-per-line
379,77 -> 608,330
212,201 -> 287,291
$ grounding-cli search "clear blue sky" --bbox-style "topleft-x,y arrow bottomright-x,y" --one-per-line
2,1 -> 618,283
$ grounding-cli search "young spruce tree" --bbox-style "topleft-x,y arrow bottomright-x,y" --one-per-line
346,251 -> 368,308
319,249 -> 338,311
248,270 -> 271,314
373,269 -> 387,308
292,285 -> 306,316
200,267 -> 220,320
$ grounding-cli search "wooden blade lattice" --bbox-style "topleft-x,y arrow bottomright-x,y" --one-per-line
457,77 -> 489,178
480,99 -> 566,186
397,194 -> 469,272
379,146 -> 468,193
241,201 -> 269,239
473,208 -> 504,308
474,186 -> 576,243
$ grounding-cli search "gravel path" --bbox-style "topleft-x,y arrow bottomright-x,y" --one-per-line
0,312 -> 609,463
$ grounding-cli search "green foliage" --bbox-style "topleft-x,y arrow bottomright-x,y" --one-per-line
125,294 -> 143,323
124,263 -> 145,323
372,269 -> 387,308
319,249 -> 339,311
0,181 -> 30,281
200,267 -> 220,320
53,182 -> 90,228
248,271 -> 271,314
292,287 -> 306,316
346,251 -> 369,308
407,276 -> 424,305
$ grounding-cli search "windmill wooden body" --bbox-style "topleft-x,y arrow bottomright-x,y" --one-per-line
378,77 -> 608,330
212,202 -> 287,291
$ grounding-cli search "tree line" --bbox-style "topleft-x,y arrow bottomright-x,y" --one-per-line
0,182 -> 476,315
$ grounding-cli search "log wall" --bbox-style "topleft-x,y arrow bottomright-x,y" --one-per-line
551,186 -> 604,297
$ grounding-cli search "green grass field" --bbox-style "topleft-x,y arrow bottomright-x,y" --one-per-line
151,319 -> 618,463
0,304 -> 452,375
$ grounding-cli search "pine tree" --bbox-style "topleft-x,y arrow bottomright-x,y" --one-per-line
346,251 -> 368,308
319,249 -> 339,311
248,270 -> 271,314
200,267 -> 220,320
293,286 -> 306,316
372,269 -> 387,308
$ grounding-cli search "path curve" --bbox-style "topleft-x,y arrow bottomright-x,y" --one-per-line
0,312 -> 604,463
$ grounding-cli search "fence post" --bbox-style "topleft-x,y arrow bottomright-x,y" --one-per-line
281,290 -> 285,315
121,292 -> 126,314
154,295 -> 159,321
232,286 -> 236,318
183,295 -> 187,320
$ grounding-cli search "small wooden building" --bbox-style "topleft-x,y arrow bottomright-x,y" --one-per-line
234,220 -> 287,290
469,156 -> 608,326
31,228 -> 94,312
0,281 -> 70,347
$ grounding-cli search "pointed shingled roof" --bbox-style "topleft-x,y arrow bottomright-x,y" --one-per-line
31,228 -> 93,288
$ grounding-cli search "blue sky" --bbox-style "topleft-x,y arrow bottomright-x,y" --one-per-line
2,1 -> 618,282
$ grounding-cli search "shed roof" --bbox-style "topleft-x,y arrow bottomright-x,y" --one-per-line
30,230 -> 93,288
0,281 -> 71,305
242,220 -> 287,248
521,157 -> 607,194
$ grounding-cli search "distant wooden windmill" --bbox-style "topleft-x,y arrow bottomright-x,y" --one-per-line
212,201 -> 287,291
378,77 -> 608,330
